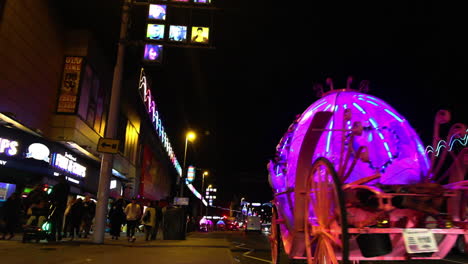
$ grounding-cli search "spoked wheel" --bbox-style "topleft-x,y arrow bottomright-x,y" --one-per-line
270,205 -> 289,264
304,157 -> 349,264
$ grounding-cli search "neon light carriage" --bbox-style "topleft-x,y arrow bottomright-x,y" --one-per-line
268,77 -> 467,264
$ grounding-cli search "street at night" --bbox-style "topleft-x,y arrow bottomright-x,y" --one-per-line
1,1 -> 467,264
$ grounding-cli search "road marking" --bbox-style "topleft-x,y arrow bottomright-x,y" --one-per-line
442,259 -> 468,264
234,242 -> 272,263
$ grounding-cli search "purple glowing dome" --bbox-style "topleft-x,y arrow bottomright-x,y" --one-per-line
269,89 -> 430,191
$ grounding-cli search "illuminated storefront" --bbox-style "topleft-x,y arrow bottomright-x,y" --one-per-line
0,125 -> 100,200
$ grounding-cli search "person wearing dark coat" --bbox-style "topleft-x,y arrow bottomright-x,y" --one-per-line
68,198 -> 84,240
48,174 -> 70,241
1,193 -> 23,240
108,197 -> 126,240
81,195 -> 95,238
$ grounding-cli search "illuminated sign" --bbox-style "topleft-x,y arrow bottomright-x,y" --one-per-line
187,165 -> 195,182
0,160 -> 6,166
57,56 -> 84,113
138,68 -> 182,176
110,180 -> 117,189
0,137 -> 18,156
26,143 -> 50,162
52,152 -> 87,178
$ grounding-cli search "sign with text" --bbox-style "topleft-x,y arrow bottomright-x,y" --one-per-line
97,138 -> 120,154
173,197 -> 189,206
56,56 -> 84,113
402,228 -> 438,254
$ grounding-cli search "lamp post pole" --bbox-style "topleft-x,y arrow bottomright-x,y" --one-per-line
179,137 -> 189,197
201,171 -> 208,217
179,132 -> 195,198
92,0 -> 130,244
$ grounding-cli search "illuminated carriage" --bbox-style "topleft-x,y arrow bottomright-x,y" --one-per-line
268,78 -> 468,264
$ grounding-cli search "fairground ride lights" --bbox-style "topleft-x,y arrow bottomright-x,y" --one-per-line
138,68 -> 182,176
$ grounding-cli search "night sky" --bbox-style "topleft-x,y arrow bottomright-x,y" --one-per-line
58,1 -> 467,205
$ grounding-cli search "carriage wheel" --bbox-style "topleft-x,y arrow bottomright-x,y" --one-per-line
304,157 -> 349,264
270,205 -> 289,264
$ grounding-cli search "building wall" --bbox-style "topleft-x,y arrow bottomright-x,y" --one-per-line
0,0 -> 65,134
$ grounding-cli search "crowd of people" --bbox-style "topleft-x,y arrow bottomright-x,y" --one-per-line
0,175 -> 171,242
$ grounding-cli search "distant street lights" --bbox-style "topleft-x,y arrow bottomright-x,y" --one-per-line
180,131 -> 196,197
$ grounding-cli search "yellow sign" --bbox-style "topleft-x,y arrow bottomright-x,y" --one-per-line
57,56 -> 84,113
97,138 -> 120,154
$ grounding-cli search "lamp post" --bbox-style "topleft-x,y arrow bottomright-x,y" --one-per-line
201,171 -> 208,216
180,131 -> 196,197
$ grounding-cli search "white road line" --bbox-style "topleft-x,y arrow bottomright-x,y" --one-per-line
442,259 -> 468,264
234,242 -> 272,263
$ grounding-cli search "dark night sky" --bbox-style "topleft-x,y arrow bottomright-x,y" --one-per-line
58,1 -> 467,205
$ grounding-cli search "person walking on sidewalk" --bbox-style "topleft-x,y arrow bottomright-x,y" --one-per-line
81,195 -> 95,238
141,200 -> 156,241
48,174 -> 70,241
109,197 -> 125,240
124,197 -> 141,242
68,198 -> 84,240
1,192 -> 23,240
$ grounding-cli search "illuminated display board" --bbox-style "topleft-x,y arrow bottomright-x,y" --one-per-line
138,68 -> 182,176
146,24 -> 165,40
169,25 -> 187,42
191,26 -> 209,44
143,44 -> 163,63
57,56 -> 84,113
148,4 -> 166,20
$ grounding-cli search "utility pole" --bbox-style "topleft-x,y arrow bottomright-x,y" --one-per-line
92,0 -> 131,244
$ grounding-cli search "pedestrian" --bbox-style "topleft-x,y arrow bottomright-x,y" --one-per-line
151,200 -> 163,240
124,197 -> 141,242
68,198 -> 84,240
48,174 -> 70,241
63,197 -> 76,238
81,194 -> 95,238
141,200 -> 156,241
108,197 -> 126,240
1,192 -> 23,240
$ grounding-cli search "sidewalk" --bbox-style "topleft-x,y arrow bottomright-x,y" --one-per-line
0,231 -> 235,264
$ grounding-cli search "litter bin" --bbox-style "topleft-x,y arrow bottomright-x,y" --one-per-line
163,207 -> 186,240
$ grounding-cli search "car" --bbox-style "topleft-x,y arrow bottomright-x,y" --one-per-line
245,216 -> 262,232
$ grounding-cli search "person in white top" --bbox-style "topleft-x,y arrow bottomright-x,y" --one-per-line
141,200 -> 157,241
124,198 -> 141,242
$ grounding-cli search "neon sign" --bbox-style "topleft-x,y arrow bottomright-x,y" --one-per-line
26,143 -> 50,162
52,152 -> 87,178
0,137 -> 18,156
138,68 -> 182,176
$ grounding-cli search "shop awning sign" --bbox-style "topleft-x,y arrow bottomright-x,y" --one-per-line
97,138 -> 120,154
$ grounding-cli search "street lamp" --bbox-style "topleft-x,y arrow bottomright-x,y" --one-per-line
201,171 -> 208,216
201,171 -> 208,197
180,131 -> 196,197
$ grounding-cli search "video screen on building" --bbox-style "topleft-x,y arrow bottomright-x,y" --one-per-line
143,44 -> 163,63
169,25 -> 187,42
190,26 -> 209,44
146,24 -> 165,41
148,4 -> 167,20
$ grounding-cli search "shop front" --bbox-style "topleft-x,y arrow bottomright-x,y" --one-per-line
0,126 -> 100,204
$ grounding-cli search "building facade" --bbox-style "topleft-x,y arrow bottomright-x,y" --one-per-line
0,1 -> 177,205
